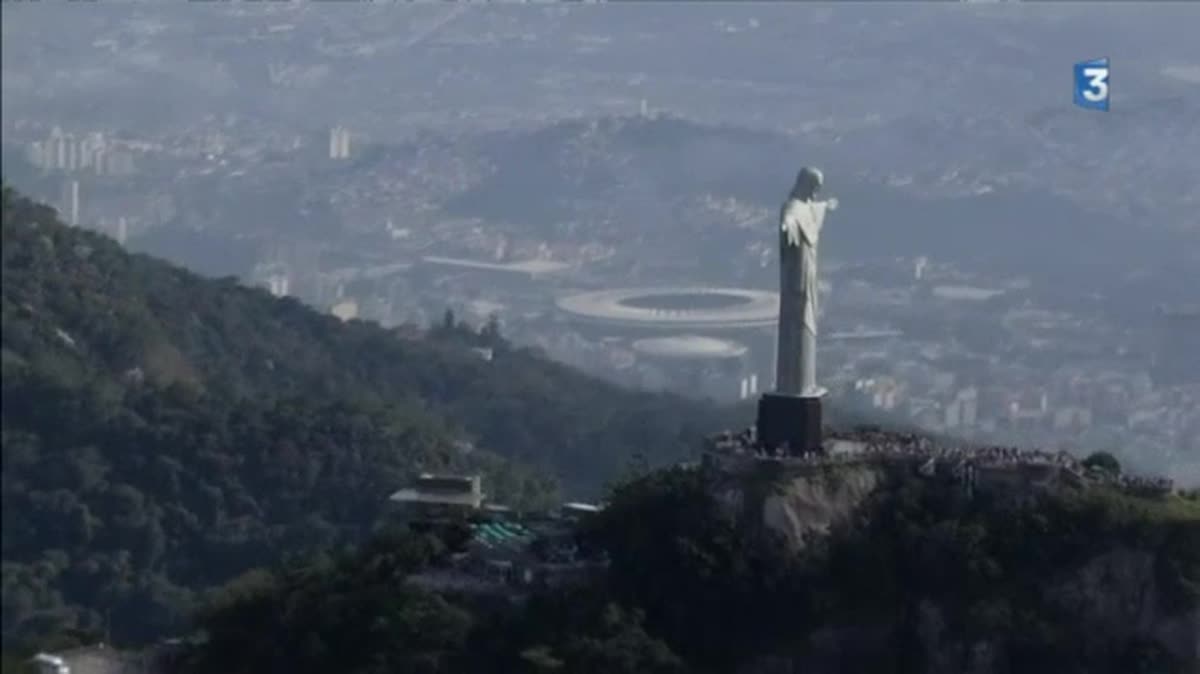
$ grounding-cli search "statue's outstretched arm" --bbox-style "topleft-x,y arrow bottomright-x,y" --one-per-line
781,202 -> 805,247
781,213 -> 802,247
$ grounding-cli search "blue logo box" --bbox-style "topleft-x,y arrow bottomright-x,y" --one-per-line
1074,58 -> 1110,111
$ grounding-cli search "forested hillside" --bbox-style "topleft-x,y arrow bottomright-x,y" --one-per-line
185,468 -> 1200,674
4,186 -> 1196,673
0,186 -> 736,649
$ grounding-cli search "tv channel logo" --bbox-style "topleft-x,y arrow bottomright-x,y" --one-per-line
1074,58 -> 1110,111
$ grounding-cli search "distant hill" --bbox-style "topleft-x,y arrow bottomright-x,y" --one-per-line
439,114 -> 796,252
0,186 -> 736,648
442,114 -> 1185,281
9,114 -> 1188,297
444,115 -> 794,224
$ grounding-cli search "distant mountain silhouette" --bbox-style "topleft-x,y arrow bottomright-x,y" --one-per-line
442,114 -> 1184,279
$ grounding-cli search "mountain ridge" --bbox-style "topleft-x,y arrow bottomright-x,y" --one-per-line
0,185 -> 735,648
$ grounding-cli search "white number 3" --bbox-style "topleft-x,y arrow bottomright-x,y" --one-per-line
1082,67 -> 1109,102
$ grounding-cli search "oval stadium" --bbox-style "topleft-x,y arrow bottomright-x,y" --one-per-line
556,287 -> 778,330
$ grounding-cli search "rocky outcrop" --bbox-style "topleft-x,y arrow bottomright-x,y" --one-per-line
760,466 -> 884,551
712,462 -> 889,551
718,465 -> 1198,674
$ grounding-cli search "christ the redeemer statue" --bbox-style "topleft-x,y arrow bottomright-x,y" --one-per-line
776,167 -> 837,396
757,167 -> 837,454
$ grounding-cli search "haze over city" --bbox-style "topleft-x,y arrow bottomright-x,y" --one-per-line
4,3 -> 1198,485
5,3 -> 1200,673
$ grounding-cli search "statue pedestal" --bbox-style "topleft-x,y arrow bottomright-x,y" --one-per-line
756,391 -> 823,455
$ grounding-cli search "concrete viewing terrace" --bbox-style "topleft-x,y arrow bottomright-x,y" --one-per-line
704,427 -> 1176,496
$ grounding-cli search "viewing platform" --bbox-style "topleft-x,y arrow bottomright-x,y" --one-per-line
701,427 -> 1175,498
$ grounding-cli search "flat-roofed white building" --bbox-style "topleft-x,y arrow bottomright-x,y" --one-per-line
390,474 -> 485,522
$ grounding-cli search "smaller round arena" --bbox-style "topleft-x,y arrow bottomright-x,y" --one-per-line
632,335 -> 749,360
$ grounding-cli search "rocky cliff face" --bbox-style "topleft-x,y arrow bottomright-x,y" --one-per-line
761,466 -> 883,550
714,465 -> 1199,674
712,462 -> 891,551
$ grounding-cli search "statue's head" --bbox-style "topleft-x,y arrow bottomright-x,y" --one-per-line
790,167 -> 824,201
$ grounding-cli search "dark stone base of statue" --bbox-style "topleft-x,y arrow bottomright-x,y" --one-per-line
756,392 -> 823,455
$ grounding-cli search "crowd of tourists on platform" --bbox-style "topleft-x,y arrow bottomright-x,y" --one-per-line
707,427 -> 1175,494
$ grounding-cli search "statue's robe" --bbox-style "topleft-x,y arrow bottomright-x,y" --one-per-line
777,196 -> 831,395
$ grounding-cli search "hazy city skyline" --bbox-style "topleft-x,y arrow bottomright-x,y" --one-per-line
3,2 -> 1198,483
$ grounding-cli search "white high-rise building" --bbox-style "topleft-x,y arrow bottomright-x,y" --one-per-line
267,274 -> 290,298
329,126 -> 351,159
92,148 -> 108,176
66,135 -> 80,171
944,399 -> 962,429
70,180 -> 80,225
32,128 -> 105,173
78,132 -> 106,171
51,127 -> 67,169
62,180 -> 81,226
959,387 -> 978,428
27,142 -> 45,169
738,372 -> 759,400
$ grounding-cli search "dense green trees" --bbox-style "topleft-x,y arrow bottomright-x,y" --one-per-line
582,467 -> 811,670
190,531 -> 471,674
4,185 -> 1195,672
0,186 -> 735,651
512,604 -> 685,674
1,185 -> 734,492
1082,450 -> 1122,477
586,469 -> 1199,673
179,466 -> 1198,674
184,528 -> 688,674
